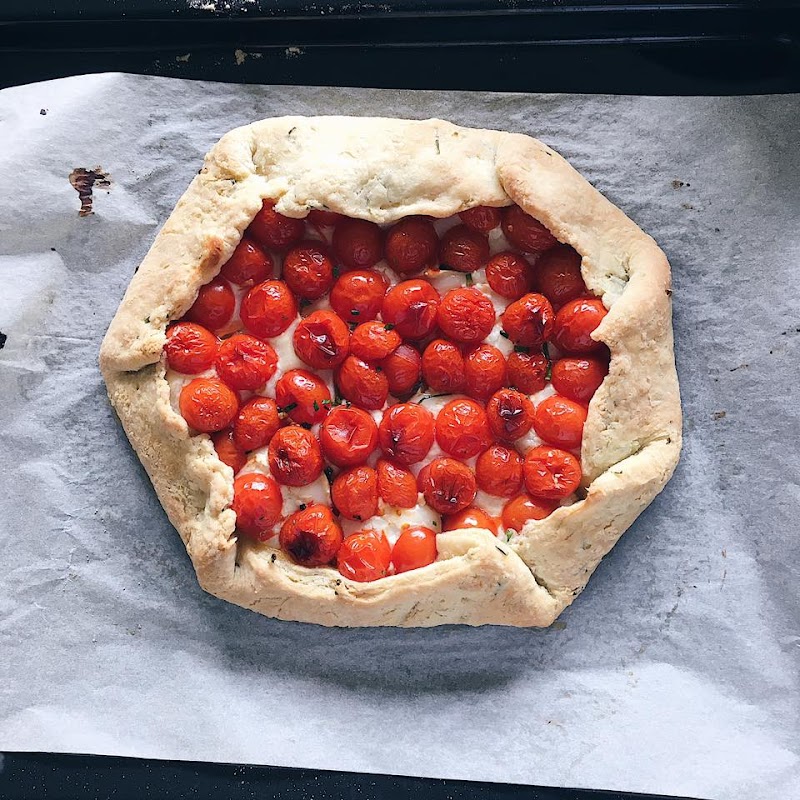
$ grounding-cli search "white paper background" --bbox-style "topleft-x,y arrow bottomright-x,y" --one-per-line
0,74 -> 798,800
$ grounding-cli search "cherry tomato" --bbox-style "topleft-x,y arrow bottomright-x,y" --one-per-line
381,280 -> 440,340
241,280 -> 298,339
533,395 -> 587,450
507,350 -> 548,394
501,494 -> 558,532
464,344 -> 506,401
179,377 -> 239,433
385,216 -> 439,275
551,357 -> 608,404
335,355 -> 389,411
320,405 -> 378,467
233,396 -> 281,451
231,471 -> 284,541
439,224 -> 489,273
421,339 -> 466,394
350,321 -> 401,361
216,333 -> 278,392
501,205 -> 558,254
280,504 -> 343,566
391,526 -> 437,573
185,277 -> 235,332
485,251 -> 533,300
332,218 -> 383,270
332,465 -> 379,521
535,245 -> 585,309
248,200 -> 305,250
281,240 -> 334,301
329,270 -> 388,324
307,209 -> 345,230
376,458 -> 418,508
459,205 -> 501,233
435,398 -> 492,459
219,236 -> 273,287
381,343 -> 422,397
293,309 -> 350,369
268,426 -> 324,486
436,287 -> 496,344
337,530 -> 391,582
523,445 -> 582,499
211,429 -> 247,474
274,369 -> 331,426
442,507 -> 499,536
501,293 -> 555,347
164,321 -> 219,374
486,388 -> 535,441
378,402 -> 435,465
475,445 -> 523,497
551,297 -> 608,354
420,457 -> 477,515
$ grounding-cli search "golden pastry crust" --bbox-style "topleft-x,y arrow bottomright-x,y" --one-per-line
100,117 -> 681,627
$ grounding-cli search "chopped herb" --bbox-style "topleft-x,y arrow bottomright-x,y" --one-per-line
417,392 -> 450,404
505,529 -> 514,542
384,323 -> 395,331
321,398 -> 335,407
514,344 -> 529,353
431,519 -> 438,528
270,553 -> 277,562
434,135 -> 440,154
350,309 -> 360,316
332,264 -> 340,278
298,503 -> 307,510
465,273 -> 474,287
354,515 -> 362,521
313,400 -> 320,411
499,330 -> 509,339
299,298 -> 312,308
300,422 -> 312,430
279,402 -> 298,414
288,126 -> 297,135
495,545 -> 508,556
542,342 -> 552,381
375,366 -> 382,372
324,466 -> 335,484
143,316 -> 151,324
542,342 -> 551,361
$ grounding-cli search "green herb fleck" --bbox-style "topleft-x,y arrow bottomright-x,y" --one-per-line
298,503 -> 307,510
465,273 -> 474,287
313,400 -> 320,412
332,264 -> 340,278
288,126 -> 297,136
499,330 -> 509,339
350,309 -> 360,316
417,393 -> 450,404
324,466 -> 335,484
505,529 -> 514,542
435,135 -> 440,154
514,344 -> 529,353
144,316 -> 151,324
384,323 -> 395,331
279,402 -> 298,414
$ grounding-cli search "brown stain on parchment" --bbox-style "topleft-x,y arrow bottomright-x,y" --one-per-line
69,167 -> 111,217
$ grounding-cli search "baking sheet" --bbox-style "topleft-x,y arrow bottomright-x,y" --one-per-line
0,73 -> 798,800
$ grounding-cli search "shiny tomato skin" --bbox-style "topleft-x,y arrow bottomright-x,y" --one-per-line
164,321 -> 219,374
240,280 -> 298,339
422,339 -> 466,394
475,445 -> 523,497
329,270 -> 388,324
232,471 -> 284,541
523,445 -> 582,500
501,205 -> 558,254
179,378 -> 239,433
437,287 -> 496,344
464,344 -> 506,401
220,236 -> 273,287
293,309 -> 350,370
381,344 -> 422,397
420,457 -> 477,515
535,245 -> 585,309
335,355 -> 389,411
307,209 -> 344,229
385,216 -> 439,275
459,205 -> 501,233
268,426 -> 324,487
248,200 -> 305,250
337,530 -> 392,582
434,398 -> 492,459
185,277 -> 235,332
442,506 -> 499,536
551,357 -> 608,405
391,526 -> 437,574
281,240 -> 334,301
533,395 -> 587,450
332,465 -> 379,521
507,350 -> 548,395
350,321 -> 401,361
501,494 -> 558,532
378,402 -> 435,465
438,224 -> 489,273
376,459 -> 418,508
274,369 -> 331,426
501,293 -> 555,348
381,280 -> 440,341
486,388 -> 535,441
551,297 -> 608,355
280,504 -> 343,566
233,396 -> 281,451
319,405 -> 379,467
485,251 -> 533,300
215,333 -> 278,392
211,428 -> 247,474
332,218 -> 384,270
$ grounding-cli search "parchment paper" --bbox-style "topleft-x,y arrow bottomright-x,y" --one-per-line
0,74 -> 798,800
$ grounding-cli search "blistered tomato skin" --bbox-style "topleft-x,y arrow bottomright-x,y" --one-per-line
248,200 -> 305,251
523,445 -> 582,500
485,252 -> 533,300
501,494 -> 558,532
439,224 -> 490,273
435,398 -> 492,459
275,369 -> 331,426
185,278 -> 236,332
459,205 -> 501,233
233,396 -> 281,451
422,339 -> 466,394
501,293 -> 555,348
551,357 -> 608,404
376,459 -> 418,508
179,378 -> 239,433
552,297 -> 608,354
507,350 -> 548,395
501,205 -> 558,254
220,236 -> 274,287
486,388 -> 535,441
280,504 -> 343,567
443,507 -> 499,536
332,218 -> 384,270
535,245 -> 586,309
533,395 -> 587,450
420,457 -> 477,515
282,240 -> 335,301
241,280 -> 298,339
320,405 -> 379,467
329,270 -> 388,324
215,334 -> 278,392
335,355 -> 389,411
378,402 -> 435,465
385,216 -> 439,275
475,445 -> 523,497
332,466 -> 379,521
464,344 -> 507,401
350,321 -> 401,361
382,343 -> 422,397
391,526 -> 437,574
337,530 -> 392,582
382,280 -> 440,341
437,287 -> 496,344
211,429 -> 247,474
164,322 -> 219,374
268,426 -> 324,487
293,309 -> 350,370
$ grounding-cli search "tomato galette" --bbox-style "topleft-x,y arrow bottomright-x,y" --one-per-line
100,117 -> 681,627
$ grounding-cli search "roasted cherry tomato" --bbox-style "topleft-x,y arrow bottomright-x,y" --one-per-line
232,471 -> 283,541
293,309 -> 350,369
381,280 -> 440,340
507,350 -> 548,395
535,245 -> 585,309
307,209 -> 345,230
329,269 -> 388,324
241,279 -> 298,339
551,357 -> 608,404
501,205 -> 558,254
501,494 -> 558,532
320,405 -> 379,467
551,296 -> 608,354
164,321 -> 219,374
378,402 -> 435,465
381,343 -> 422,397
436,287 -> 496,344
438,224 -> 489,273
268,425 -> 324,486
274,368 -> 331,426
486,388 -> 535,441
233,396 -> 281,451
442,506 -> 499,536
350,320 -> 401,361
385,216 -> 439,275
332,218 -> 383,270
248,200 -> 305,250
219,236 -> 273,287
422,339 -> 466,394
376,458 -> 418,508
485,251 -> 533,300
419,457 -> 477,515
459,205 -> 501,233
281,240 -> 334,301
216,333 -> 278,392
280,504 -> 343,566
523,445 -> 582,499
391,526 -> 437,574
185,277 -> 235,332
533,395 -> 587,450
179,377 -> 239,433
475,444 -> 523,497
501,293 -> 555,348
464,344 -> 506,401
335,355 -> 389,411
435,398 -> 492,459
337,530 -> 392,582
211,429 -> 247,474
332,465 -> 379,521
